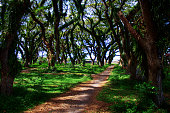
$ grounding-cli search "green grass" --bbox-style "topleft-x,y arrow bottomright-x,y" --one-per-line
30,62 -> 109,74
0,63 -> 109,113
97,65 -> 169,113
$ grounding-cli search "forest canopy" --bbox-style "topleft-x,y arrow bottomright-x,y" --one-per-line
0,0 -> 169,109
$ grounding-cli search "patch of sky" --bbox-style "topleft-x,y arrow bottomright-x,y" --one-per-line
165,21 -> 170,25
39,51 -> 47,58
113,51 -> 120,61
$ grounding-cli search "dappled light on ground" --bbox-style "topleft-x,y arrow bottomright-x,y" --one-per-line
24,65 -> 114,113
97,65 -> 169,113
0,64 -> 109,113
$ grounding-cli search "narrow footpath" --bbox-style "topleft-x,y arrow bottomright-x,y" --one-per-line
24,65 -> 114,113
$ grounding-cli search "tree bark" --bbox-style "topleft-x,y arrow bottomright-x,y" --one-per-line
0,51 -> 15,95
139,0 -> 164,106
117,0 -> 164,106
52,0 -> 61,63
0,0 -> 30,95
0,34 -> 15,95
91,60 -> 95,65
128,55 -> 137,80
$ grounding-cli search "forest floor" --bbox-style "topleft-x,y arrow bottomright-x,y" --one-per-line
24,65 -> 114,113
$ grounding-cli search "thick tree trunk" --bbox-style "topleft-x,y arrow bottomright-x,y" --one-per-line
139,0 -> 164,106
1,72 -> 15,96
47,48 -> 55,67
104,58 -> 107,65
96,46 -> 102,66
144,42 -> 164,106
118,0 -> 164,106
52,0 -> 61,64
119,52 -> 127,69
0,47 -> 14,95
108,52 -> 114,65
55,26 -> 60,64
128,55 -> 137,80
0,0 -> 30,95
108,58 -> 112,64
24,51 -> 30,67
91,60 -> 95,65
100,58 -> 104,66
0,33 -> 19,95
121,29 -> 137,79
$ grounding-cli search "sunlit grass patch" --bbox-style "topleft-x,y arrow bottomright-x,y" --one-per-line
97,65 -> 169,113
97,83 -> 139,112
0,63 -> 109,113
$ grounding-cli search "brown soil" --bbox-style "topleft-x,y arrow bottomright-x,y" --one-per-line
24,65 -> 114,113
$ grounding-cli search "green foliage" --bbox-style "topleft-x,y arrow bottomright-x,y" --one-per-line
134,82 -> 159,111
34,6 -> 51,14
0,63 -> 109,113
97,65 -> 169,113
8,54 -> 22,76
162,66 -> 170,94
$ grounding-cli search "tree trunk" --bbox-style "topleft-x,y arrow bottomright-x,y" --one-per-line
128,55 -> 137,80
108,52 -> 114,65
144,42 -> 164,106
0,33 -> 21,95
0,0 -> 30,95
118,0 -> 164,106
47,48 -> 55,67
100,58 -> 104,66
0,46 -> 14,95
31,12 -> 56,67
104,58 -> 107,65
91,60 -> 95,65
24,51 -> 30,67
0,72 -> 14,96
139,0 -> 164,106
108,58 -> 112,64
52,0 -> 61,64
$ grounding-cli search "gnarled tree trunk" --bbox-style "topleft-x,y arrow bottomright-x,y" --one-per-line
31,12 -> 56,67
117,0 -> 164,106
0,0 -> 30,95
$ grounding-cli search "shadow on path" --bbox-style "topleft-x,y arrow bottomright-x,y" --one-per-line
24,65 -> 114,113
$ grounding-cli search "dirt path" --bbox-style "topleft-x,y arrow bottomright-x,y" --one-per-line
24,65 -> 114,113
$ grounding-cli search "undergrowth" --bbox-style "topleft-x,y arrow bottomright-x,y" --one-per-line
97,65 -> 169,113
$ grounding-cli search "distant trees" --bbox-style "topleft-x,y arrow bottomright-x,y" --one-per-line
0,0 -> 169,107
18,19 -> 41,67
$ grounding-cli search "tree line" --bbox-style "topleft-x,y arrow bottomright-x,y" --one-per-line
0,0 -> 169,107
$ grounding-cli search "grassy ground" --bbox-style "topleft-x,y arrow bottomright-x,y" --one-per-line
0,63 -> 109,113
97,65 -> 170,113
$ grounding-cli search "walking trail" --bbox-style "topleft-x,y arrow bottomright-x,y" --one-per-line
24,65 -> 114,113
